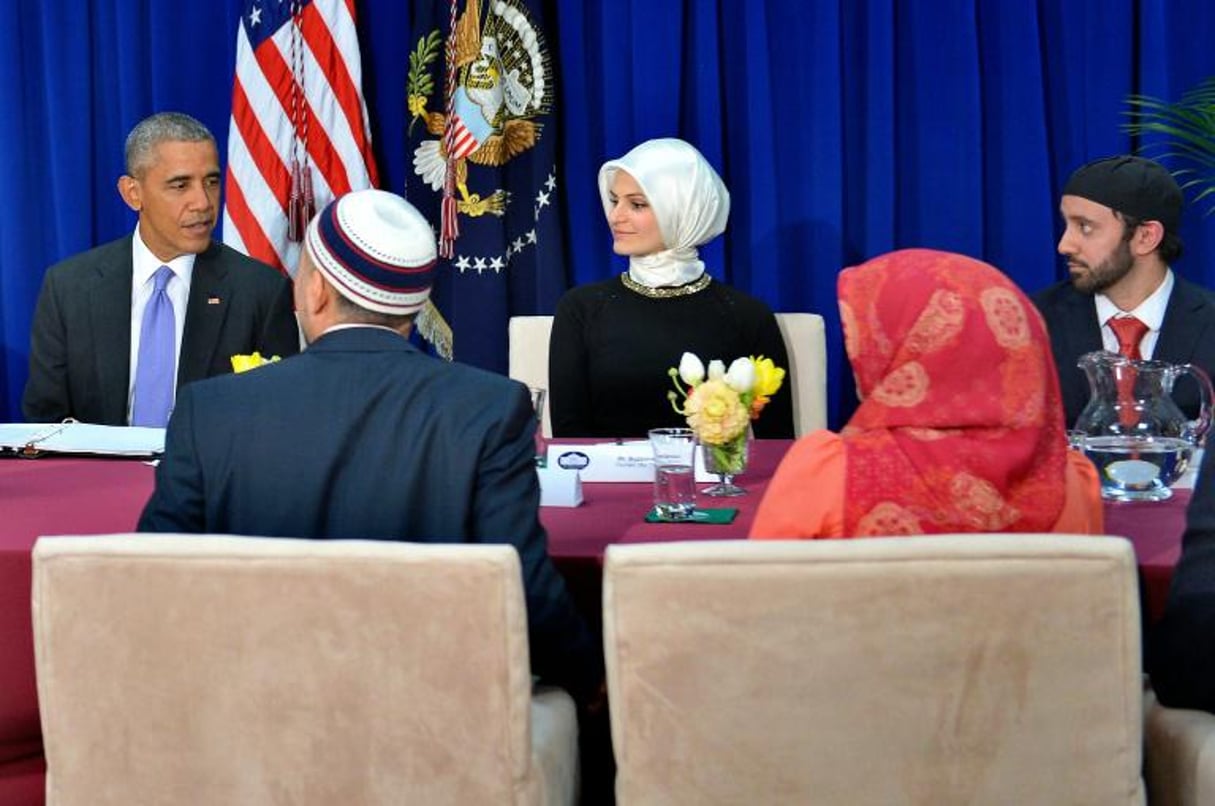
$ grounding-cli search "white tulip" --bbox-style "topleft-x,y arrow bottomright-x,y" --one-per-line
725,357 -> 756,392
678,352 -> 705,385
707,359 -> 726,381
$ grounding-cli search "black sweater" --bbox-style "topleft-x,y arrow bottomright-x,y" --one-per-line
548,275 -> 795,439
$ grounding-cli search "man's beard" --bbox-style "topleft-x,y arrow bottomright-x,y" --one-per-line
1070,239 -> 1134,294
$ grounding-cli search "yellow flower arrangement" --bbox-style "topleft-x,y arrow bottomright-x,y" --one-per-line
684,379 -> 750,445
667,353 -> 786,476
230,352 -> 281,373
751,356 -> 785,417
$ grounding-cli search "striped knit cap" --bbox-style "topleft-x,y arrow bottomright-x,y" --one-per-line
304,189 -> 437,315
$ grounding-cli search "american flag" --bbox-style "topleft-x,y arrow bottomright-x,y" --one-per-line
223,0 -> 378,276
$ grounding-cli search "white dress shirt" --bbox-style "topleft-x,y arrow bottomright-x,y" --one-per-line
127,229 -> 195,423
1094,269 -> 1173,359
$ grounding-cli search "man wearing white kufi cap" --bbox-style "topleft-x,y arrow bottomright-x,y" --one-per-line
140,189 -> 603,706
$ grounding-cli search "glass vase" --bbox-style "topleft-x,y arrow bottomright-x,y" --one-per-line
701,429 -> 750,497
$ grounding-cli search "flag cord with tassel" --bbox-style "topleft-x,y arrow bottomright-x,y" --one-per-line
415,0 -> 459,360
286,0 -> 316,242
438,0 -> 460,258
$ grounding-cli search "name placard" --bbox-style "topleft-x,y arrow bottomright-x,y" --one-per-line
545,442 -> 654,482
544,441 -> 722,483
537,466 -> 583,507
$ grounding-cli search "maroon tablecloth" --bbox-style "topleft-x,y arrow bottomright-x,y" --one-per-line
0,458 -> 154,805
540,439 -> 789,557
0,446 -> 1191,804
1105,491 -> 1188,627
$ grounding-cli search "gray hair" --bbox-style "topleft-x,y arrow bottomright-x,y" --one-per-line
124,112 -> 215,177
330,287 -> 417,330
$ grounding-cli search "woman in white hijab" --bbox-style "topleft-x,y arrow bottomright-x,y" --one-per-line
549,138 -> 793,438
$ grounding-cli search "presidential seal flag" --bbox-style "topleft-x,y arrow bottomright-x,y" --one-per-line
406,0 -> 565,371
223,0 -> 379,277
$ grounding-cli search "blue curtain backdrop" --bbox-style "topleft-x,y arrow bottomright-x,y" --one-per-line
2,0 -> 1215,427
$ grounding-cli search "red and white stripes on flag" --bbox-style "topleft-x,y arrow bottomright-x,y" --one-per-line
223,0 -> 378,276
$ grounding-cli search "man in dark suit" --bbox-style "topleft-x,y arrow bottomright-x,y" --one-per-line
1151,445 -> 1215,713
1033,155 -> 1215,428
138,189 -> 602,705
22,111 -> 298,425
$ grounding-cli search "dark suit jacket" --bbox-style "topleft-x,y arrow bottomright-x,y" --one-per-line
1033,276 -> 1215,428
1150,444 -> 1215,713
22,235 -> 299,424
137,327 -> 602,703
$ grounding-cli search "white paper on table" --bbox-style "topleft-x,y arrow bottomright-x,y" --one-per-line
0,422 -> 165,457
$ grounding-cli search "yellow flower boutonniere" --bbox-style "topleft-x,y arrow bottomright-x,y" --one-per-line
230,352 -> 281,373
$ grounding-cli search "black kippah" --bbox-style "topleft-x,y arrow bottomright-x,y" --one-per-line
1062,155 -> 1182,234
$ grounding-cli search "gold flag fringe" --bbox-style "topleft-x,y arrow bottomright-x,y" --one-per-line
417,299 -> 453,360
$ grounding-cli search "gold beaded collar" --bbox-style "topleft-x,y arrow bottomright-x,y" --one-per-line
619,272 -> 712,299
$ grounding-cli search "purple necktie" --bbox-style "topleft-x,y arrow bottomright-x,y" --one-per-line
131,266 -> 177,427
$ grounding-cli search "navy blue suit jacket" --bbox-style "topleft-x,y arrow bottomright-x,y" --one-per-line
23,235 -> 299,424
1033,276 -> 1215,428
1151,444 -> 1215,713
137,326 -> 601,702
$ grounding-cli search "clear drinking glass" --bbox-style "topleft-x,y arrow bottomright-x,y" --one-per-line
648,427 -> 697,520
528,387 -> 547,467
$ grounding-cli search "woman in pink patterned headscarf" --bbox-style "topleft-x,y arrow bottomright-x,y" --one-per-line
751,248 -> 1102,539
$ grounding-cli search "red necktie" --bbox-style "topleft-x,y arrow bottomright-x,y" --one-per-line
1108,316 -> 1148,429
1108,315 -> 1148,360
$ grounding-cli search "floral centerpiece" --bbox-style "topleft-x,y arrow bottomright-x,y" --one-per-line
667,353 -> 785,495
230,352 -> 281,373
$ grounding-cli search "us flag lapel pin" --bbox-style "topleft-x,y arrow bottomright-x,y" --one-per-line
207,296 -> 222,305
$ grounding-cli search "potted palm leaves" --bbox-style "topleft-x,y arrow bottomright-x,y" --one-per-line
1124,77 -> 1215,214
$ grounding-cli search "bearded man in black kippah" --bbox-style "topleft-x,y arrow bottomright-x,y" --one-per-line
1033,154 -> 1215,427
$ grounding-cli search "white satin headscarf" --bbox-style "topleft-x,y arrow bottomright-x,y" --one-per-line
598,138 -> 730,289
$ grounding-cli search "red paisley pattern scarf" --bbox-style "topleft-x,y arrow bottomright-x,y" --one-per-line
839,249 -> 1068,536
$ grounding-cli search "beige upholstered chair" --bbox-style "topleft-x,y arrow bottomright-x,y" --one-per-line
603,537 -> 1145,805
32,535 -> 578,806
508,315 -> 554,438
1144,688 -> 1215,806
509,312 -> 827,438
773,312 -> 827,435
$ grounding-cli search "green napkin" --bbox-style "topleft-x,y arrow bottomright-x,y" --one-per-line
645,507 -> 739,524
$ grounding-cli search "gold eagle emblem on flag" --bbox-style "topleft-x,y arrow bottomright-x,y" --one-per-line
407,0 -> 554,219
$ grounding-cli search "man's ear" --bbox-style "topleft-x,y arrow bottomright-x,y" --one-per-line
1133,220 -> 1166,256
117,175 -> 142,212
300,262 -> 332,316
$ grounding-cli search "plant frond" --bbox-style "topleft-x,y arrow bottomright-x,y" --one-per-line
1124,78 -> 1215,215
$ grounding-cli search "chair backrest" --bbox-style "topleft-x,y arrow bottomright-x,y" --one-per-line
774,312 -> 827,435
508,315 -> 554,438
32,535 -> 550,805
1144,688 -> 1215,806
603,536 -> 1145,805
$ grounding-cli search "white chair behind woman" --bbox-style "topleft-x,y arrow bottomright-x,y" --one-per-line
508,315 -> 554,438
773,312 -> 827,435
